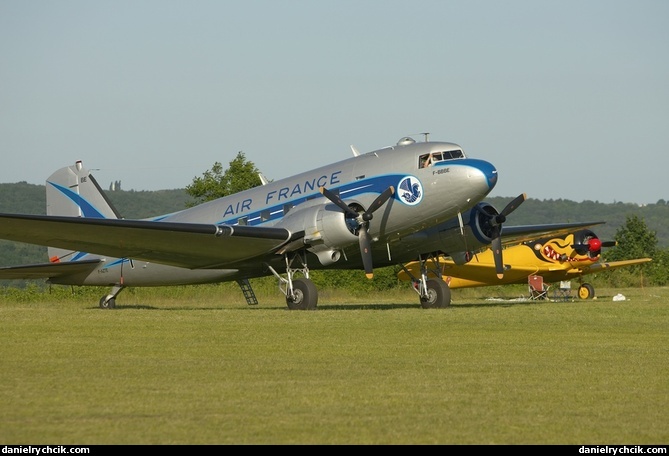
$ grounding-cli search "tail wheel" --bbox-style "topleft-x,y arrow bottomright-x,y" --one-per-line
286,278 -> 318,310
420,279 -> 452,309
578,283 -> 595,300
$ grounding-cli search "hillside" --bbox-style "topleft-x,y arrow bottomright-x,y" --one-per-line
486,196 -> 669,248
0,182 -> 191,219
0,183 -> 667,268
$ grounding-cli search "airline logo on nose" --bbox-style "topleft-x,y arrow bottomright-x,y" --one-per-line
398,176 -> 423,206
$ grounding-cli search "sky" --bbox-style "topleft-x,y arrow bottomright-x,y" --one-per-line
1,0 -> 667,204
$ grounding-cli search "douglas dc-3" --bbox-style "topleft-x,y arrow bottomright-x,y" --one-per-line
398,228 -> 652,299
0,136 -> 600,310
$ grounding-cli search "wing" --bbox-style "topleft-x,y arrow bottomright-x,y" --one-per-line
567,257 -> 653,276
0,259 -> 101,279
0,213 -> 299,269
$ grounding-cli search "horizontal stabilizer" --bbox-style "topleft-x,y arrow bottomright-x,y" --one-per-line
0,259 -> 101,280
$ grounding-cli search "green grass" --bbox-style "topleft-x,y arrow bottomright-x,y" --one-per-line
0,284 -> 667,444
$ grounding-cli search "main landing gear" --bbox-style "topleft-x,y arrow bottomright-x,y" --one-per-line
577,282 -> 596,300
400,254 -> 452,308
268,251 -> 318,310
99,284 -> 125,309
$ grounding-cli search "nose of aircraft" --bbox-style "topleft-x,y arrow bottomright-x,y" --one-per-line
468,158 -> 498,192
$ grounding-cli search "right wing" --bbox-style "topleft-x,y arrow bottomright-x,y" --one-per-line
566,258 -> 653,276
0,213 -> 300,269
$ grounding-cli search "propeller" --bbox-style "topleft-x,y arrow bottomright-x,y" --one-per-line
320,186 -> 395,279
572,233 -> 616,257
489,193 -> 527,279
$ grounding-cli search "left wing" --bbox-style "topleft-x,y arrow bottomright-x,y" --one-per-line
0,213 -> 299,269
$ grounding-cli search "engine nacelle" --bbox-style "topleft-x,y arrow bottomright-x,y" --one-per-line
399,201 -> 503,265
274,203 -> 358,266
442,202 -> 502,262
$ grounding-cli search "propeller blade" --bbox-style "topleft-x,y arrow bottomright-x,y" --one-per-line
363,186 -> 395,221
491,193 -> 526,278
359,186 -> 395,275
601,241 -> 617,248
359,226 -> 374,279
492,236 -> 504,279
501,193 -> 527,217
319,187 -> 358,218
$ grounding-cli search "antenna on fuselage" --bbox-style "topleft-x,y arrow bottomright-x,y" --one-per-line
421,132 -> 430,142
350,145 -> 360,157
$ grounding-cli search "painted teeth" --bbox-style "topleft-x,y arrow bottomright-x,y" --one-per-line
544,245 -> 574,262
543,244 -> 598,263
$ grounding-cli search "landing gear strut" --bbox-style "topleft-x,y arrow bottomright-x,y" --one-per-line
400,253 -> 452,308
268,251 -> 318,310
99,284 -> 125,309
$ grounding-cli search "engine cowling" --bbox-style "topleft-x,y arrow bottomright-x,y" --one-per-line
398,201 -> 504,265
438,202 -> 501,264
394,203 -> 499,264
274,203 -> 358,266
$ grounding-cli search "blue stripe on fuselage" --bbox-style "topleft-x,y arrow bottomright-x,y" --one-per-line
218,174 -> 401,226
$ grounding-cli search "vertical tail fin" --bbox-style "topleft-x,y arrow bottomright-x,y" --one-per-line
46,161 -> 121,262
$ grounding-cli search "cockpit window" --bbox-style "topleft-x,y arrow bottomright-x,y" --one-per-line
443,149 -> 464,159
418,149 -> 465,168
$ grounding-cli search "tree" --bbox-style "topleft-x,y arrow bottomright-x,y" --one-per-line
601,215 -> 658,287
603,215 -> 657,262
185,151 -> 262,206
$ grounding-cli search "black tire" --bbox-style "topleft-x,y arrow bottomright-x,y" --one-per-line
99,296 -> 116,309
578,283 -> 595,300
286,278 -> 318,310
420,279 -> 451,309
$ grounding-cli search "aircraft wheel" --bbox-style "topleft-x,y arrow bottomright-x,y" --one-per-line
286,278 -> 318,310
420,279 -> 451,309
578,283 -> 595,300
99,296 -> 116,309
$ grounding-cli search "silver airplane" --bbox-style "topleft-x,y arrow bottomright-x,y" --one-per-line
0,136 -> 598,310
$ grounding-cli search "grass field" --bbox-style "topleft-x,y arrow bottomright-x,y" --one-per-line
1,284 -> 667,444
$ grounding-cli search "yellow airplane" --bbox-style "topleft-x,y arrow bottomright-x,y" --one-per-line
398,228 -> 652,300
